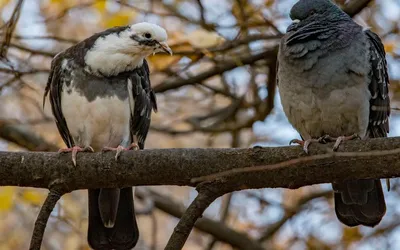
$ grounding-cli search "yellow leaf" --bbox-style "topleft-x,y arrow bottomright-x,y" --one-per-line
187,29 -> 225,49
94,0 -> 107,13
21,190 -> 46,206
265,0 -> 275,7
0,187 -> 15,211
102,11 -> 135,28
384,42 -> 396,54
0,0 -> 10,9
147,54 -> 182,71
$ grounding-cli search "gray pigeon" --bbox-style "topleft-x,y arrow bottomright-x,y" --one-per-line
44,23 -> 172,249
277,0 -> 390,227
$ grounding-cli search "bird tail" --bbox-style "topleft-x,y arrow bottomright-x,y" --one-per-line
333,179 -> 386,227
87,188 -> 139,250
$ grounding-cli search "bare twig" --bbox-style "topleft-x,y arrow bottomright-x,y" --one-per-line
258,190 -> 332,242
343,0 -> 373,17
0,0 -> 24,58
6,34 -> 78,43
154,48 -> 277,93
205,193 -> 233,250
29,190 -> 63,250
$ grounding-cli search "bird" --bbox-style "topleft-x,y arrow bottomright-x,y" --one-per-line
277,0 -> 390,227
43,22 -> 172,249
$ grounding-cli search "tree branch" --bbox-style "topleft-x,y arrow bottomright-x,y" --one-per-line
165,185 -> 222,250
1,137 -> 400,191
343,0 -> 373,17
154,48 -> 277,93
29,189 -> 63,250
0,121 -> 58,151
136,188 -> 264,250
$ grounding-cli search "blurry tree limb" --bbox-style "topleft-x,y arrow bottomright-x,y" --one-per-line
135,188 -> 264,250
343,0 -> 373,16
0,121 -> 58,151
257,190 -> 332,242
0,0 -> 24,59
154,48 -> 278,93
205,193 -> 233,250
6,35 -> 78,44
9,43 -> 57,57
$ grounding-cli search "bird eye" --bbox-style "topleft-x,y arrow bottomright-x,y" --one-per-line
144,33 -> 152,39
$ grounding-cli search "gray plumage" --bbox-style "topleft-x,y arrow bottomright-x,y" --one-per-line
278,0 -> 390,227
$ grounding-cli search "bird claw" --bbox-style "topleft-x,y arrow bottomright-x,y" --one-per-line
289,138 -> 319,154
290,134 -> 338,154
332,133 -> 360,151
102,143 -> 139,161
58,146 -> 94,167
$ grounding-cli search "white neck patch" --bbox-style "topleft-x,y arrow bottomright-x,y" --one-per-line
83,23 -> 168,76
84,29 -> 147,76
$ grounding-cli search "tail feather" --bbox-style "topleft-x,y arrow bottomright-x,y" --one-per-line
98,188 -> 120,228
88,188 -> 139,250
333,179 -> 386,227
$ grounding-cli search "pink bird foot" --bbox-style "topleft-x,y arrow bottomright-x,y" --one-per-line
102,143 -> 139,161
58,146 -> 94,166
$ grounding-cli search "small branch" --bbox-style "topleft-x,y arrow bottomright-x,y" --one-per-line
205,193 -> 233,250
136,188 -> 264,250
165,186 -> 222,250
0,0 -> 24,58
257,190 -> 331,242
196,0 -> 206,25
154,48 -> 278,93
9,43 -> 57,57
343,0 -> 373,17
29,189 -> 63,250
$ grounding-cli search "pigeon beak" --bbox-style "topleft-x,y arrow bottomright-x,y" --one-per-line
292,19 -> 300,24
158,42 -> 173,55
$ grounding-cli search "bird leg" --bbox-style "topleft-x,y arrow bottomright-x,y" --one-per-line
102,143 -> 139,161
289,134 -> 336,154
58,146 -> 94,167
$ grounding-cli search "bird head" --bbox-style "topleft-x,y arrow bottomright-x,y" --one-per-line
84,22 -> 172,76
127,22 -> 172,56
287,0 -> 347,32
290,0 -> 336,21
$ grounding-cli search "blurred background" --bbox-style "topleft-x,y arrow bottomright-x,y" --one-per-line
0,0 -> 399,249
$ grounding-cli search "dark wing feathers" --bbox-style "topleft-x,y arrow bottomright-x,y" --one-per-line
44,53 -> 74,148
129,59 -> 157,149
365,29 -> 390,138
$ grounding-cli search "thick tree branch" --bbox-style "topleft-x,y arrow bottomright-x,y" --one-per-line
1,137 -> 400,192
